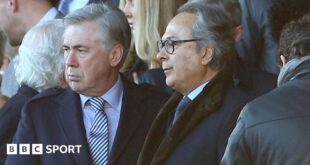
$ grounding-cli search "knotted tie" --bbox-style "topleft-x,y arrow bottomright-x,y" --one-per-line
88,97 -> 109,165
172,96 -> 191,124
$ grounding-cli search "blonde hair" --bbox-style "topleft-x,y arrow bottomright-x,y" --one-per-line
120,0 -> 187,69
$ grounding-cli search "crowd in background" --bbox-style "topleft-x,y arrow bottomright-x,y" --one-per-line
0,0 -> 309,165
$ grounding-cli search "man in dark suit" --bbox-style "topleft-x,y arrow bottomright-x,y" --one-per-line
5,4 -> 168,165
137,2 -> 256,165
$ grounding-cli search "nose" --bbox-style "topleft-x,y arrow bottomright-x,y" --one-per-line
156,49 -> 168,62
65,49 -> 78,68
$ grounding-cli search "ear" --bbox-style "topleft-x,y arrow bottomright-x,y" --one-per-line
234,25 -> 243,42
109,44 -> 123,67
8,0 -> 18,12
280,55 -> 288,66
201,47 -> 214,65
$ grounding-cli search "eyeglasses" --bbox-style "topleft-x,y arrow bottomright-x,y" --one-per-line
157,39 -> 201,54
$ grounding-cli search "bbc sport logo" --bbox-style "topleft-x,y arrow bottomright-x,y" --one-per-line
7,144 -> 82,155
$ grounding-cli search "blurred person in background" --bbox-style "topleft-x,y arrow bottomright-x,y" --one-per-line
236,0 -> 280,74
0,42 -> 19,77
235,0 -> 310,75
0,19 -> 65,165
0,0 -> 63,101
57,0 -> 120,15
119,0 -> 187,95
0,32 -> 5,78
0,37 -> 19,109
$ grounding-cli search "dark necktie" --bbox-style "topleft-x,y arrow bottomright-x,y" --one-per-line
88,97 -> 109,165
172,96 -> 191,125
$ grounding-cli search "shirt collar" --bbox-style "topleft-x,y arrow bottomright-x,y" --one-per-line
38,7 -> 58,25
80,75 -> 123,112
187,82 -> 208,100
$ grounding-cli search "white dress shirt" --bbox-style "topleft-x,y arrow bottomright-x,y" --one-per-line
187,82 -> 208,101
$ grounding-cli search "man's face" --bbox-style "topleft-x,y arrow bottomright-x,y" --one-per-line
0,0 -> 23,46
157,12 -> 207,95
63,21 -> 119,96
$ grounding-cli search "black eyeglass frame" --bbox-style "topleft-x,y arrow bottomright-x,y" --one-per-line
157,39 -> 201,54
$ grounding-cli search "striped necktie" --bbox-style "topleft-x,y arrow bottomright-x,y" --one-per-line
88,97 -> 109,165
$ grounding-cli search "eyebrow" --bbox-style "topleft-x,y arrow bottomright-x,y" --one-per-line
162,36 -> 177,40
63,44 -> 88,49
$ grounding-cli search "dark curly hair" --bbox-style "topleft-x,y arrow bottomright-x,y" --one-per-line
279,12 -> 310,61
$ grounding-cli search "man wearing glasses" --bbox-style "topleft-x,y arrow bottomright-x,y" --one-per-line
138,2 -> 251,165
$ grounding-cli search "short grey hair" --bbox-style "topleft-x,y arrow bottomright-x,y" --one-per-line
15,19 -> 65,92
63,3 -> 131,67
178,2 -> 235,70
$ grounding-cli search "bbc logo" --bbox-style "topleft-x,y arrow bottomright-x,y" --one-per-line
7,144 -> 82,155
7,144 -> 43,155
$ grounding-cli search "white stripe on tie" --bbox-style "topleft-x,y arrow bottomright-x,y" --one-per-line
88,97 -> 109,165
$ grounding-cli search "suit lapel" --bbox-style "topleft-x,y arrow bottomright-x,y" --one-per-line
153,90 -> 221,164
109,80 -> 146,165
55,88 -> 92,165
137,92 -> 182,165
148,69 -> 231,165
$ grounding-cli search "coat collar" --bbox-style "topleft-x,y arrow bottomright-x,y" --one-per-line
138,68 -> 232,165
18,85 -> 38,97
55,88 -> 92,165
109,75 -> 146,164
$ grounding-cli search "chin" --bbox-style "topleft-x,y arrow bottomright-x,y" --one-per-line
69,82 -> 82,92
165,77 -> 175,89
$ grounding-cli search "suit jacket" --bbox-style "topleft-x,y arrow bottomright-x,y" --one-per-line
138,68 -> 252,165
237,0 -> 280,74
0,86 -> 38,165
231,57 -> 277,100
5,77 -> 168,165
